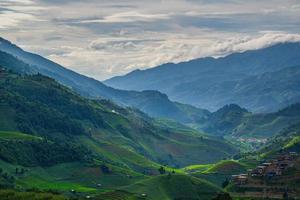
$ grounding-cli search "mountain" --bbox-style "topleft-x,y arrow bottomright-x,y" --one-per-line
105,42 -> 300,112
259,122 -> 300,158
121,174 -> 221,200
0,68 -> 237,167
0,37 -> 207,124
0,68 -> 237,198
197,103 -> 300,138
196,104 -> 250,136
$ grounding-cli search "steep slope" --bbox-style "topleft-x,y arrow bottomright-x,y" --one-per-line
187,160 -> 248,187
105,42 -> 300,112
198,103 -> 300,138
0,68 -> 230,199
0,38 -> 205,124
198,104 -> 250,136
0,69 -> 237,168
259,122 -> 300,157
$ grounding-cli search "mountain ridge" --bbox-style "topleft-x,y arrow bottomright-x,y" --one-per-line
0,37 -> 208,124
105,42 -> 300,112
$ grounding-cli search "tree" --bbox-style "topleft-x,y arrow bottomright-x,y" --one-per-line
222,178 -> 230,188
158,166 -> 166,175
100,164 -> 111,174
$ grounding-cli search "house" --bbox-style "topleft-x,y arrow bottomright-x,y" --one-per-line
266,171 -> 276,177
264,163 -> 283,176
232,174 -> 248,185
140,193 -> 147,198
289,152 -> 298,160
247,169 -> 253,176
262,163 -> 272,167
256,166 -> 266,175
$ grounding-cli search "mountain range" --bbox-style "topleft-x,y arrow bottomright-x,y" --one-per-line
1,37 -> 300,199
0,37 -> 204,124
105,42 -> 300,112
0,65 -> 233,200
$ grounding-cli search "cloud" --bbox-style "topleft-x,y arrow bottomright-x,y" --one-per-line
0,10 -> 37,28
78,12 -> 170,24
214,32 -> 300,55
1,0 -> 300,80
0,0 -> 45,29
1,0 -> 34,5
44,32 -> 300,80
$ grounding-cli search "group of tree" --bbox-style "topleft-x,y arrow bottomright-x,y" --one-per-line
0,139 -> 92,167
0,168 -> 15,189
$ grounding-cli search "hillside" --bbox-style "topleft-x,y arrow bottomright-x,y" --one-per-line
105,42 -> 300,112
184,160 -> 248,187
0,68 -> 238,198
121,174 -> 221,200
0,68 -> 237,166
259,122 -> 300,158
0,38 -> 207,125
194,103 -> 300,138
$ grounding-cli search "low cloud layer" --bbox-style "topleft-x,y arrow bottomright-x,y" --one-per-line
1,0 -> 300,80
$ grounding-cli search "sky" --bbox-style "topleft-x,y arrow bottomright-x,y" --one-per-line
1,0 -> 300,80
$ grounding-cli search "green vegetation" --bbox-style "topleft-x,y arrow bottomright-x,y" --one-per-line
183,164 -> 213,173
0,138 -> 91,167
0,189 -> 67,200
284,136 -> 300,149
203,160 -> 247,174
0,131 -> 41,140
0,69 -> 237,169
122,174 -> 221,200
191,103 -> 300,140
95,190 -> 138,200
258,122 -> 300,159
1,41 -> 300,199
0,69 -> 231,199
188,160 -> 248,187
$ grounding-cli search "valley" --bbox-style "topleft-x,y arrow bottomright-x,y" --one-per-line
0,38 -> 299,200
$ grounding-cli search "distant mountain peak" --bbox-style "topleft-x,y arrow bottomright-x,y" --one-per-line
214,104 -> 249,117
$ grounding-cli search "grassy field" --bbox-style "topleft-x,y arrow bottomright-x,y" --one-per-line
95,190 -> 138,200
0,189 -> 68,200
182,164 -> 213,173
0,131 -> 41,141
0,157 -> 222,200
188,160 -> 248,187
284,136 -> 300,149
203,160 -> 247,174
122,174 -> 221,200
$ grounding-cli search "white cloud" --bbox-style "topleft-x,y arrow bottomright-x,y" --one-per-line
2,0 -> 34,5
44,32 -> 300,80
189,32 -> 300,59
79,12 -> 170,23
215,32 -> 300,54
0,11 -> 37,28
0,0 -> 45,29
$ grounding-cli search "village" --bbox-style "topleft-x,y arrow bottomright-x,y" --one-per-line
231,152 -> 300,199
